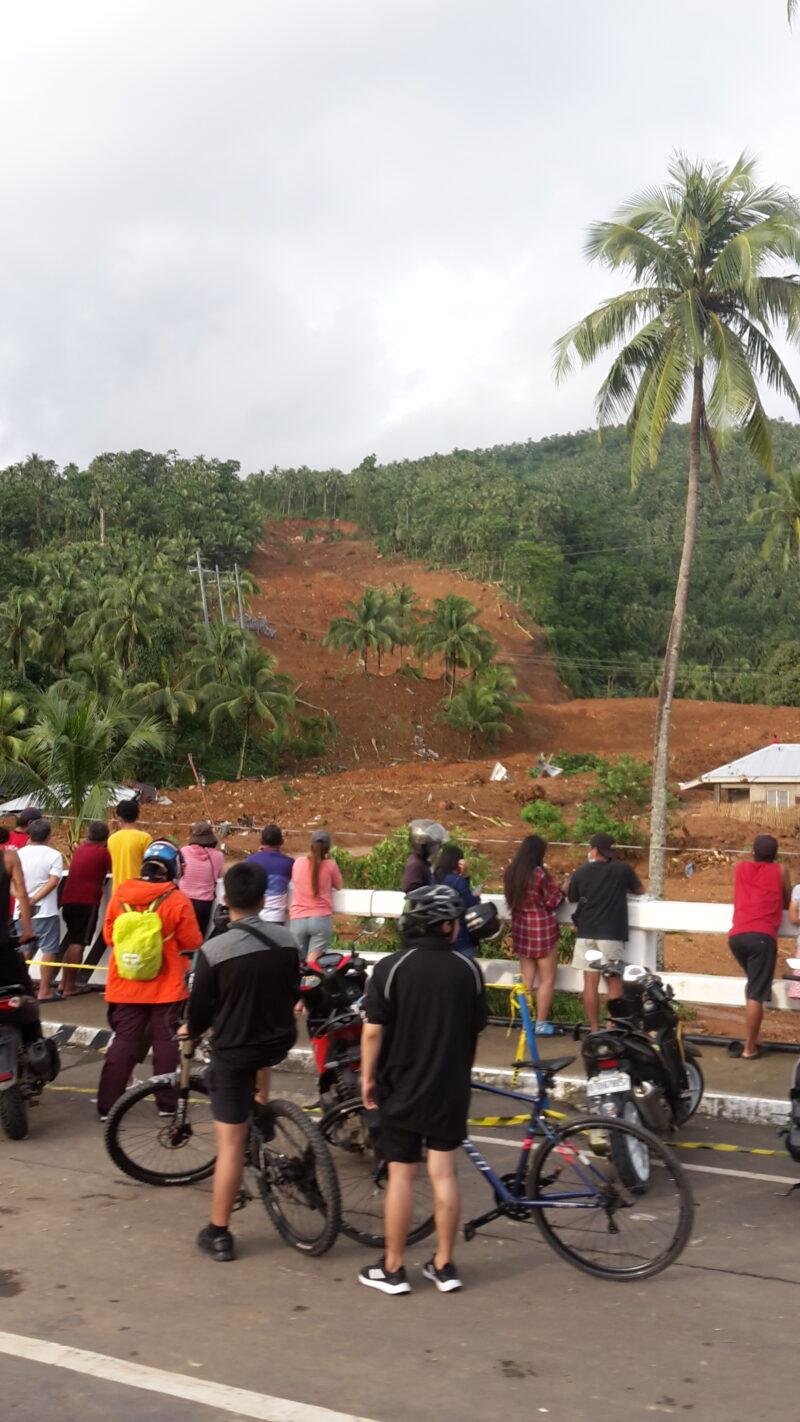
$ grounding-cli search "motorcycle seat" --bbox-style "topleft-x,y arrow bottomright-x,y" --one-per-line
514,1054 -> 576,1075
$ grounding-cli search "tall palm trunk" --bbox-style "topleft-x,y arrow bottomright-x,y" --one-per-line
648,362 -> 703,958
237,715 -> 250,780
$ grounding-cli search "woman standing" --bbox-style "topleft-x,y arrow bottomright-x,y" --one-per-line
289,830 -> 342,961
503,835 -> 565,1036
434,843 -> 480,957
179,822 -> 225,938
60,821 -> 112,997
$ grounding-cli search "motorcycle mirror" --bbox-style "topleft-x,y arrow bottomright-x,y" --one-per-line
584,949 -> 603,966
623,964 -> 647,983
787,957 -> 800,971
360,917 -> 386,935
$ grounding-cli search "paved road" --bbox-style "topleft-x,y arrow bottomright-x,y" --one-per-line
1,1050 -> 798,1422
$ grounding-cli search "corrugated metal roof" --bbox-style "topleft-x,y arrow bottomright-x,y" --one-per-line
693,743 -> 800,785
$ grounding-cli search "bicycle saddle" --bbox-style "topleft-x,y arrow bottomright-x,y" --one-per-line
513,1054 -> 576,1074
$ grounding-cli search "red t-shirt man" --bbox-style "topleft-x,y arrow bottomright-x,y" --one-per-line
729,834 -> 791,1059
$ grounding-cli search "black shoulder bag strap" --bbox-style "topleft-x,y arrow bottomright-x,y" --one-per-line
235,921 -> 287,952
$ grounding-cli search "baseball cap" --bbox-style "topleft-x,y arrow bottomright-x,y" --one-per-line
589,833 -> 615,858
311,829 -> 331,847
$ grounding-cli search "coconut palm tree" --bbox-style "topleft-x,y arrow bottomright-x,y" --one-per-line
439,664 -> 521,757
188,622 -> 252,689
0,691 -> 28,761
748,468 -> 800,568
388,582 -> 420,665
0,687 -> 166,841
324,588 -> 401,674
205,649 -> 295,779
0,592 -> 42,676
554,153 -> 800,905
80,570 -> 165,669
416,594 -> 496,699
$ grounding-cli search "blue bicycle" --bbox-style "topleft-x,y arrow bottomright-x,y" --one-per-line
321,1050 -> 694,1280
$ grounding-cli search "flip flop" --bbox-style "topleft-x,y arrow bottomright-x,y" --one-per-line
62,986 -> 94,997
37,992 -> 63,1004
728,1041 -> 763,1060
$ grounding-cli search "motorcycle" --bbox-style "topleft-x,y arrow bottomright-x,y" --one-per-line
0,983 -> 61,1140
580,950 -> 704,1189
781,957 -> 800,1172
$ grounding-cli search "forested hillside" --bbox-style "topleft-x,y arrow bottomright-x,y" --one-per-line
251,422 -> 800,701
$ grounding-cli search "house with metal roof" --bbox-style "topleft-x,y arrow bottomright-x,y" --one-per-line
680,744 -> 800,808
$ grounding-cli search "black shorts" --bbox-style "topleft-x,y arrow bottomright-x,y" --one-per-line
207,1053 -> 287,1125
61,903 -> 97,947
377,1122 -> 463,1164
729,933 -> 778,1004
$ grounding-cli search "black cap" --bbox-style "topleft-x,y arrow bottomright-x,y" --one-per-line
589,833 -> 615,858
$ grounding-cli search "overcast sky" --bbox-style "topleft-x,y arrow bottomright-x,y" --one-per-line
1,0 -> 799,473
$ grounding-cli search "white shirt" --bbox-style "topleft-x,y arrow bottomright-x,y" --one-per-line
14,844 -> 64,919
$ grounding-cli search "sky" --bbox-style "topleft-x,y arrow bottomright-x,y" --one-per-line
1,0 -> 799,474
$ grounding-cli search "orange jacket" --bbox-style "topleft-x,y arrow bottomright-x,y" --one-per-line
104,879 -> 203,1005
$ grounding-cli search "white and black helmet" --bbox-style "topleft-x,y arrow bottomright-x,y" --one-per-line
408,818 -> 447,858
399,883 -> 464,938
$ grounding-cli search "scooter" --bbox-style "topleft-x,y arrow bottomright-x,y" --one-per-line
0,984 -> 61,1139
580,950 -> 704,1189
300,950 -> 370,1110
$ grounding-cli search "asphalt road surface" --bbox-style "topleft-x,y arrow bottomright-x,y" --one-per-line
1,1049 -> 798,1422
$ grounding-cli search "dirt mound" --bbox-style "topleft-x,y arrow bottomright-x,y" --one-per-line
246,520 -> 565,764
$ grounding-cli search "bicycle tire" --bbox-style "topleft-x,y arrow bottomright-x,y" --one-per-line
320,1099 -> 436,1248
105,1074 -> 216,1186
254,1099 -> 341,1256
529,1115 -> 693,1281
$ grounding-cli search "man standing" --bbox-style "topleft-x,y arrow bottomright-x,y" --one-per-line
14,819 -> 64,1002
246,824 -> 294,923
733,834 -> 790,1059
97,840 -> 202,1120
185,862 -> 300,1262
400,821 -> 445,894
8,806 -> 40,850
108,799 -> 151,891
567,832 -> 643,1032
0,835 -> 35,988
358,883 -> 487,1295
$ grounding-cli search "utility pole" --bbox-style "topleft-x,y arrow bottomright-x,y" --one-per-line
195,549 -> 209,630
234,563 -> 245,630
215,564 -> 225,623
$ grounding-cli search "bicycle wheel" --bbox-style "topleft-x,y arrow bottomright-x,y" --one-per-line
253,1099 -> 340,1256
320,1099 -> 436,1248
528,1116 -> 693,1280
105,1074 -> 216,1186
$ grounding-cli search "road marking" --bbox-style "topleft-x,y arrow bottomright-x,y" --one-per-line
469,1134 -> 795,1185
0,1331 -> 378,1422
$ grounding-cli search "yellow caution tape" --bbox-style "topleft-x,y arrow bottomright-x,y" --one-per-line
674,1140 -> 787,1158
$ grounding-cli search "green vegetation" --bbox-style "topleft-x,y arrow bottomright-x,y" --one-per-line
546,751 -> 609,775
0,451 -> 306,790
520,799 -> 569,840
438,666 -> 521,756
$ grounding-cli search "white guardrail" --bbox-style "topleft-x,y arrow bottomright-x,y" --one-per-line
30,887 -> 800,1013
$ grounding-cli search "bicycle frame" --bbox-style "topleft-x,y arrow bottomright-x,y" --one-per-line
461,1078 -> 615,1238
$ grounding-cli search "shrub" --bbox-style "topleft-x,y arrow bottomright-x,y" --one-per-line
592,754 -> 651,816
547,750 -> 609,776
520,799 -> 569,840
572,801 -> 637,846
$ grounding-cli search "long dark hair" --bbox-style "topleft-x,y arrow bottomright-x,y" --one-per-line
503,835 -> 547,912
434,844 -> 463,882
310,840 -> 330,896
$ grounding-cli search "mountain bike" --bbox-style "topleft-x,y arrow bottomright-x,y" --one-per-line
320,1051 -> 694,1280
105,1036 -> 341,1255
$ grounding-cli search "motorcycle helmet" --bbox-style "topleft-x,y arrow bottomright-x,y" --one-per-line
141,839 -> 184,883
463,901 -> 501,944
399,883 -> 464,939
408,818 -> 448,859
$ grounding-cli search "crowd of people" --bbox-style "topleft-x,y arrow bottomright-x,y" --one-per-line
0,799 -> 797,1289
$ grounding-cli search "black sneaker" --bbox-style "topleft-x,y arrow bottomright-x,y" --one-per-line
197,1225 -> 235,1262
358,1259 -> 411,1295
422,1258 -> 462,1292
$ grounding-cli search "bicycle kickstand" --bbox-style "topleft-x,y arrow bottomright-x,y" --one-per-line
463,1207 -> 504,1242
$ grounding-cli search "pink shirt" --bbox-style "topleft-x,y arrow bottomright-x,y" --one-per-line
180,844 -> 225,901
289,855 -> 342,919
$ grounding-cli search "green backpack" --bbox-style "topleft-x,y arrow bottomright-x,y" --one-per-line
112,890 -> 175,981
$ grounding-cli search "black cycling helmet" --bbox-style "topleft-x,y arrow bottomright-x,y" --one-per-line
141,840 -> 184,883
399,883 -> 464,939
408,818 -> 447,859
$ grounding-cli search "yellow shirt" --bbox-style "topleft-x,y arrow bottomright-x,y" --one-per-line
108,827 -> 152,890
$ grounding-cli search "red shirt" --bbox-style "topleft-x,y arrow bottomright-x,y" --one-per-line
8,831 -> 29,850
511,866 -> 565,959
63,842 -> 112,906
730,860 -> 785,939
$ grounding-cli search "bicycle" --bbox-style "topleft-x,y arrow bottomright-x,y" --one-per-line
105,1034 -> 342,1256
320,1051 -> 694,1281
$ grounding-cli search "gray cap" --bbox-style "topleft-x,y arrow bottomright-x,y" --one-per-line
311,829 -> 331,847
